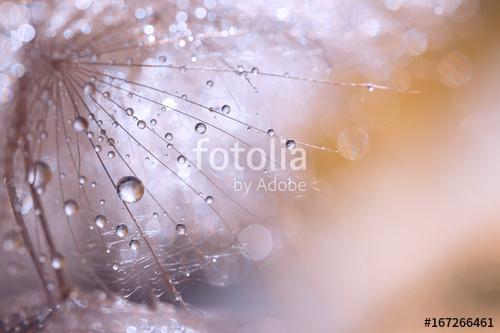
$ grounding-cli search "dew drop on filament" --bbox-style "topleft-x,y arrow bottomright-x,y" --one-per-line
137,120 -> 146,129
51,254 -> 65,270
115,224 -> 129,238
95,215 -> 107,228
73,116 -> 89,132
129,239 -> 140,250
285,139 -> 296,150
176,224 -> 186,235
63,199 -> 79,216
83,82 -> 96,95
195,123 -> 207,134
27,161 -> 52,193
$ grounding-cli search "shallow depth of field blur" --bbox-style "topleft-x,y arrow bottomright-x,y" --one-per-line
266,1 -> 500,332
1,0 -> 500,332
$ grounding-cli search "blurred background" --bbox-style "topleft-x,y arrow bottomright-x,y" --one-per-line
261,1 -> 500,332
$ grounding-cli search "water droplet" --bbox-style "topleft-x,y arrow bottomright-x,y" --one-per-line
73,116 -> 89,132
126,108 -> 134,116
95,215 -> 107,228
221,104 -> 231,114
165,132 -> 173,141
107,151 -> 115,159
27,161 -> 52,193
206,80 -> 214,87
205,196 -> 213,204
129,239 -> 140,250
267,129 -> 275,136
177,155 -> 186,165
176,224 -> 186,235
79,176 -> 87,185
112,263 -> 119,271
337,127 -> 370,161
150,119 -> 157,126
3,231 -> 23,252
63,199 -> 79,216
115,224 -> 128,237
137,120 -> 146,129
51,254 -> 65,270
103,91 -> 110,98
285,139 -> 296,150
251,67 -> 260,74
116,176 -> 145,203
83,83 -> 96,95
195,123 -> 206,134
94,145 -> 102,153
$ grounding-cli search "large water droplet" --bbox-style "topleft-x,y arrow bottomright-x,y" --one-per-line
115,224 -> 128,237
63,199 -> 79,216
116,176 -> 145,203
27,161 -> 52,194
